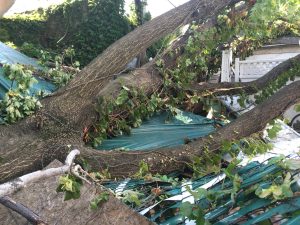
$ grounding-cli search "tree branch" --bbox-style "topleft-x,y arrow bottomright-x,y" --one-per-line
188,54 -> 300,96
0,149 -> 80,197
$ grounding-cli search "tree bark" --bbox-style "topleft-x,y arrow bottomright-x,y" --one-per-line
189,54 -> 300,96
1,78 -> 299,182
42,0 -> 240,128
0,0 -> 241,182
77,80 -> 300,177
0,0 -> 295,184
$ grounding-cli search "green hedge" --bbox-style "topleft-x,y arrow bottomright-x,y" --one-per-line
0,0 -> 131,66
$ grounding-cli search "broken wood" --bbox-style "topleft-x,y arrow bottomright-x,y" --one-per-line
0,0 -> 297,186
0,0 -> 244,184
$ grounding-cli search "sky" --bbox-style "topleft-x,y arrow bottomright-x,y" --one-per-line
6,0 -> 189,18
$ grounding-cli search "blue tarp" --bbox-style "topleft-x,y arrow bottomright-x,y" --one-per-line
0,41 -> 56,99
98,110 -> 218,151
0,42 -> 40,67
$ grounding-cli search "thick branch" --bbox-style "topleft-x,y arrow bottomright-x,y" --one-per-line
0,150 -> 80,197
42,0 -> 242,128
189,54 -> 300,95
0,0 -> 289,183
78,80 -> 300,177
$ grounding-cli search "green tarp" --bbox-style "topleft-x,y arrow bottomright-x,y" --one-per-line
98,109 -> 219,151
0,41 -> 56,100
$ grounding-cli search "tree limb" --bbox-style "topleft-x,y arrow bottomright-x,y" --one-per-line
0,150 -> 80,197
188,54 -> 300,96
77,80 -> 300,177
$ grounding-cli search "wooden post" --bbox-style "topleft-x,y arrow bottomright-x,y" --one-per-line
221,49 -> 232,82
235,58 -> 240,82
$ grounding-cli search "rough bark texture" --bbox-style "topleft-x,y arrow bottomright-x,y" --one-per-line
0,0 -> 297,186
43,0 -> 240,128
0,0 -> 242,183
3,1 -> 296,223
43,0 -> 203,127
77,80 -> 300,177
189,54 -> 300,96
1,78 -> 299,182
0,160 -> 153,225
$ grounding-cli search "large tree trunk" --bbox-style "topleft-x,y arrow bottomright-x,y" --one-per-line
74,80 -> 300,177
1,69 -> 299,182
0,0 -> 241,183
42,0 -> 240,128
0,0 -> 296,184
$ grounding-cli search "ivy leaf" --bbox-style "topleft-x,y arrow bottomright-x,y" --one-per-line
115,89 -> 128,105
180,202 -> 193,217
90,192 -> 110,210
282,159 -> 300,170
56,175 -> 82,201
267,122 -> 282,139
121,190 -> 143,206
186,186 -> 207,200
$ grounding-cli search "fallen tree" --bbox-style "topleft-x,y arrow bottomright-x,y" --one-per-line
0,0 -> 242,182
0,0 -> 299,184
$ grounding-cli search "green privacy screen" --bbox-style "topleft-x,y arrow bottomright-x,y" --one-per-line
98,110 -> 219,151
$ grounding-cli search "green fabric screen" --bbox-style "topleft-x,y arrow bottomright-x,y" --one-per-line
98,110 -> 218,151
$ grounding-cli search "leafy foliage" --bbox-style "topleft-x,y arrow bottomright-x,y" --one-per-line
43,46 -> 80,87
127,0 -> 151,27
180,201 -> 206,225
0,64 -> 42,123
180,155 -> 300,224
0,44 -> 79,124
56,174 -> 83,200
90,191 -> 110,209
87,86 -> 163,146
267,120 -> 282,139
254,62 -> 300,104
255,172 -> 294,201
120,190 -> 144,206
1,0 -> 131,66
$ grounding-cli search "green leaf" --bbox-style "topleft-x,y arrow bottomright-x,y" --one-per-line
282,159 -> 300,170
267,122 -> 282,139
90,192 -> 110,210
115,89 -> 129,105
186,186 -> 207,200
180,202 -> 193,217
